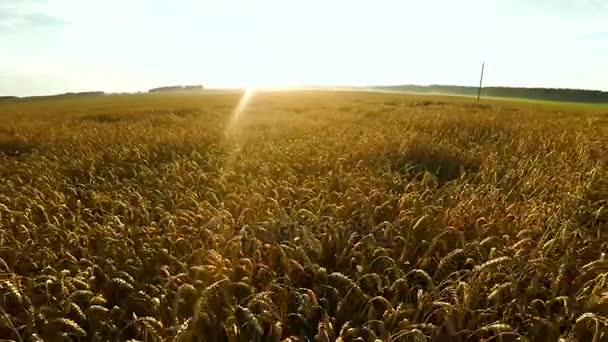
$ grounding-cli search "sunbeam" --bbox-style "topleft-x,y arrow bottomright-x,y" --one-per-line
220,88 -> 258,174
225,88 -> 256,134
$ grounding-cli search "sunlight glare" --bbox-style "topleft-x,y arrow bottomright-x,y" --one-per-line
226,88 -> 256,134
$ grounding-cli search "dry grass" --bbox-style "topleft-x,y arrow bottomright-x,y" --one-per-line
0,90 -> 606,341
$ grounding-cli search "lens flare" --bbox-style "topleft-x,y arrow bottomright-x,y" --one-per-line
220,88 -> 257,173
226,88 -> 256,134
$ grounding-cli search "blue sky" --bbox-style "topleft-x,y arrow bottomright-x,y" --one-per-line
1,0 -> 607,96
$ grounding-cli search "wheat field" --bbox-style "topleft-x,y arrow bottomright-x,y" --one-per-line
0,91 -> 606,341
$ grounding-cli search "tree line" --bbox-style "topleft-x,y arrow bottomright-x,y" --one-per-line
376,85 -> 608,103
148,85 -> 204,93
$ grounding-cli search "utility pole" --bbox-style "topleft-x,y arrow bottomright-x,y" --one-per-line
477,62 -> 485,101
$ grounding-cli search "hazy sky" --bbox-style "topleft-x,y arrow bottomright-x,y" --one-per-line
1,0 -> 607,96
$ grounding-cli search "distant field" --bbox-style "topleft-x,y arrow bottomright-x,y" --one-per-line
374,85 -> 608,104
0,91 -> 606,341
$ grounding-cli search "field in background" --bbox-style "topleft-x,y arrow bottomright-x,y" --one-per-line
374,85 -> 608,104
0,91 -> 606,341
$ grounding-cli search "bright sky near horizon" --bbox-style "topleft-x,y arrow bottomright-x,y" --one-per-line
1,0 -> 607,96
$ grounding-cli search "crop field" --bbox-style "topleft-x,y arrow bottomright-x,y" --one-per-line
0,91 -> 606,341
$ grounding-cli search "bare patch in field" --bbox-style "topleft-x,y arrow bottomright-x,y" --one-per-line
399,140 -> 480,182
360,135 -> 481,183
76,109 -> 201,125
78,113 -> 125,123
0,131 -> 35,157
411,100 -> 448,107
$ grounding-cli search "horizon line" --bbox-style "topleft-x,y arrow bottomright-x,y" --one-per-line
3,83 -> 608,99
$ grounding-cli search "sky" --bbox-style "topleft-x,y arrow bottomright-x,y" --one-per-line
1,0 -> 607,96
